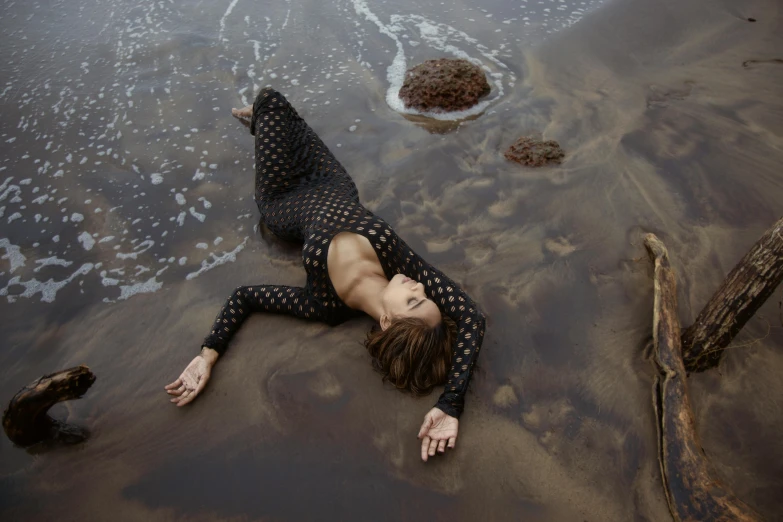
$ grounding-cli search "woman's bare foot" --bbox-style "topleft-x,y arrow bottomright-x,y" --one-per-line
231,104 -> 253,120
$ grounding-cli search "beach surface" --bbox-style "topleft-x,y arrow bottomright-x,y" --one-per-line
1,0 -> 782,520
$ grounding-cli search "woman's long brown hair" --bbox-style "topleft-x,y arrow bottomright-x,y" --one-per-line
364,315 -> 457,396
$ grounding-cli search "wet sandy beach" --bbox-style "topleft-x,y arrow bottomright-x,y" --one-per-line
1,0 -> 782,520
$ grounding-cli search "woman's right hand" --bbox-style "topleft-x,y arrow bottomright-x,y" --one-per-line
165,348 -> 219,407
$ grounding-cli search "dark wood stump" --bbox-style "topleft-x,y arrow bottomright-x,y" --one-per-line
644,234 -> 760,522
3,365 -> 96,447
682,217 -> 783,373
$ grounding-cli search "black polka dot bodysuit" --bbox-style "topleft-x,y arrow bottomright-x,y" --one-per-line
202,88 -> 486,418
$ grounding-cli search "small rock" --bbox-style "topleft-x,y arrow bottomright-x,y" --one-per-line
493,385 -> 519,408
399,58 -> 491,113
504,136 -> 565,167
544,236 -> 577,257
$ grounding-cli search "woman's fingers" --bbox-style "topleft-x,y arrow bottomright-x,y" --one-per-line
448,436 -> 457,449
421,436 -> 431,462
437,439 -> 447,453
428,439 -> 438,457
164,378 -> 182,390
167,384 -> 186,396
417,414 -> 433,439
176,390 -> 194,407
167,381 -> 200,405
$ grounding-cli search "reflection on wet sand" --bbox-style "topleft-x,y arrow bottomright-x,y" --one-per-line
2,0 -> 783,520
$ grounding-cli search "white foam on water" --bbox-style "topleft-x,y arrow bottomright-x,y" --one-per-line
70,212 -> 84,223
150,173 -> 164,185
281,4 -> 291,31
34,256 -> 73,272
100,271 -> 120,286
78,231 -> 96,250
0,238 -> 26,273
218,0 -> 241,43
189,207 -> 206,222
351,0 -> 408,110
116,239 -> 155,260
0,183 -> 21,203
117,275 -> 163,301
186,237 -> 248,280
0,263 -> 94,303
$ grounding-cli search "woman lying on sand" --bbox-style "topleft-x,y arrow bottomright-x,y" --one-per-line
165,88 -> 486,462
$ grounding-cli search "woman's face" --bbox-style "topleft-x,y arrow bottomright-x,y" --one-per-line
380,273 -> 441,329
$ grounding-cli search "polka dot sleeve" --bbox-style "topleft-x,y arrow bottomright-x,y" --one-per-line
202,285 -> 329,356
402,247 -> 487,419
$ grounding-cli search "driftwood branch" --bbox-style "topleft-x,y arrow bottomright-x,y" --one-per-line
682,217 -> 783,373
3,365 -> 96,447
644,234 -> 759,522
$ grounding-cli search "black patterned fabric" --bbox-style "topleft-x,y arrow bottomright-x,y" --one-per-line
202,88 -> 486,418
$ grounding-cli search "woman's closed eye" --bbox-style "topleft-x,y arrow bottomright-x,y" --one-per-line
409,298 -> 426,309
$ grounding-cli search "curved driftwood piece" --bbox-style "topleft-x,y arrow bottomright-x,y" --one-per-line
3,365 -> 96,447
682,217 -> 783,373
644,234 -> 760,522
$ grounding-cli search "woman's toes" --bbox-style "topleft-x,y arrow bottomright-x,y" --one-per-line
232,105 -> 253,119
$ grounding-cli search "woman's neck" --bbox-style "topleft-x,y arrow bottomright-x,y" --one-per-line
343,273 -> 388,321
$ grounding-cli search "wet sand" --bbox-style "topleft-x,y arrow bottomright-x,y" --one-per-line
1,0 -> 783,520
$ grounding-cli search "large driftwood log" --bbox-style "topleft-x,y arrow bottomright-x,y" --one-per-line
3,365 -> 96,447
644,234 -> 760,522
682,217 -> 783,373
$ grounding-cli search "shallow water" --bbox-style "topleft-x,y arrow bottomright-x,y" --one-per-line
1,0 -> 783,520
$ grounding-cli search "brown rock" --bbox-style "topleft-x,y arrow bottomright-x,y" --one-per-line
399,58 -> 491,113
492,385 -> 519,408
504,136 -> 565,167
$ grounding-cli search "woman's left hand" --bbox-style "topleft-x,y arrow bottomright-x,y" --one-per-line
417,407 -> 458,462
